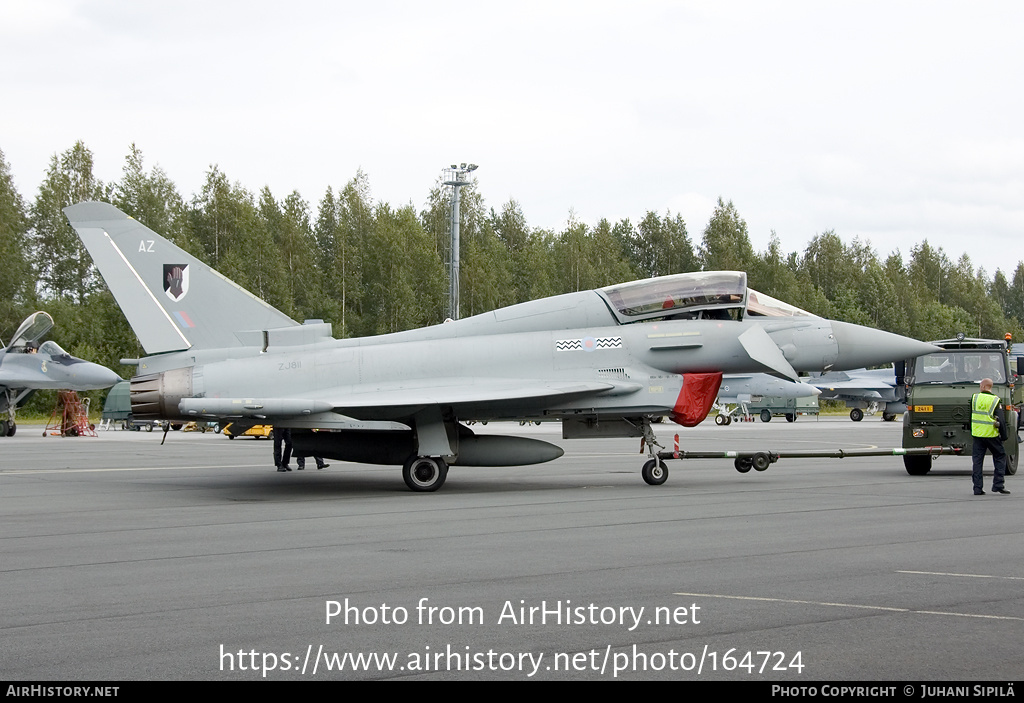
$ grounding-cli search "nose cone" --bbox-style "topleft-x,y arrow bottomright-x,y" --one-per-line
804,384 -> 823,398
830,321 -> 939,370
66,362 -> 123,390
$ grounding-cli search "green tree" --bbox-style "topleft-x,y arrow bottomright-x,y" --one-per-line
112,144 -> 199,256
334,171 -> 373,336
29,141 -> 105,302
0,148 -> 30,329
698,198 -> 755,272
628,211 -> 695,278
363,203 -> 444,333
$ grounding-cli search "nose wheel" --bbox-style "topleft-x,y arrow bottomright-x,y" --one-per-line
641,459 -> 668,485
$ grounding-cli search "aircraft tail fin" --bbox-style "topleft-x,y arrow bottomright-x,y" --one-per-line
64,202 -> 297,354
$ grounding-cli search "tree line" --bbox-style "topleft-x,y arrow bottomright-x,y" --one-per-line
3,141 -> 1023,414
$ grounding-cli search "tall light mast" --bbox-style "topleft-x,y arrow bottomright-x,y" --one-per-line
442,163 -> 478,320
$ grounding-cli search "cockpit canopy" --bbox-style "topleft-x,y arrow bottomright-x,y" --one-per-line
38,340 -> 71,359
597,271 -> 813,324
8,312 -> 55,350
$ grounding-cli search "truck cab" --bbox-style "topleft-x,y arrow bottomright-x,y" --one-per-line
900,336 -> 1020,475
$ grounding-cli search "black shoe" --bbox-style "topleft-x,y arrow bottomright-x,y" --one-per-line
974,491 -> 986,495
993,488 -> 1011,495
277,466 -> 288,472
297,466 -> 304,471
318,463 -> 329,470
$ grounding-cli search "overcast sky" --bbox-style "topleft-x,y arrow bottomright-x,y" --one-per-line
2,0 -> 1022,277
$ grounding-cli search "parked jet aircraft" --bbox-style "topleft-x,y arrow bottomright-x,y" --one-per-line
64,201 -> 938,490
0,311 -> 122,436
806,366 -> 904,421
712,373 -> 821,424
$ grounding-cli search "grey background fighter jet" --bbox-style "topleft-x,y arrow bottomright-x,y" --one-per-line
0,311 -> 122,436
712,373 -> 821,424
64,201 -> 937,490
806,366 -> 905,421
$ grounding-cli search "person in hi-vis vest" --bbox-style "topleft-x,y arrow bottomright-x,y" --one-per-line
971,378 -> 1010,495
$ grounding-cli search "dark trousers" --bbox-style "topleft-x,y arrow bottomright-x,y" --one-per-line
972,436 -> 1006,493
297,455 -> 325,469
274,428 -> 292,468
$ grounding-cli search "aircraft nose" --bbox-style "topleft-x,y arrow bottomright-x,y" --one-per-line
830,321 -> 938,370
71,363 -> 123,390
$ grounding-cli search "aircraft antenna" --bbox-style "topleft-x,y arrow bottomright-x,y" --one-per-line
442,163 -> 478,320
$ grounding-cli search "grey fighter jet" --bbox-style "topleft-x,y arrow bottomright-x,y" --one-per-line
713,373 -> 821,424
807,366 -> 905,421
64,201 -> 937,490
0,311 -> 122,436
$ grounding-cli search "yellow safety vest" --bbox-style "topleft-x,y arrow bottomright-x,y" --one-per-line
971,393 -> 999,438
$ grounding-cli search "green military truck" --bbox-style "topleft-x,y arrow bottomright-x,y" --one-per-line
900,335 -> 1021,476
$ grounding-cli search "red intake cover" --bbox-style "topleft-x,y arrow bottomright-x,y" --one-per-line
670,372 -> 723,427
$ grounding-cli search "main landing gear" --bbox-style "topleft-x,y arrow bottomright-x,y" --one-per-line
402,455 -> 449,492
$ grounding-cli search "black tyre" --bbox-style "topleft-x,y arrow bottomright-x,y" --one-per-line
850,408 -> 864,422
403,456 -> 449,492
904,454 -> 932,475
785,413 -> 796,423
1006,451 -> 1018,476
752,452 -> 771,471
0,420 -> 7,437
760,409 -> 772,423
882,413 -> 897,422
641,459 -> 668,485
715,414 -> 726,426
735,457 -> 752,473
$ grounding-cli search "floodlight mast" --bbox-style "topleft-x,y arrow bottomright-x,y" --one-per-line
441,163 -> 478,320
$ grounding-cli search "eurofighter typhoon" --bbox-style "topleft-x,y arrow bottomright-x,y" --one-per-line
64,202 -> 936,491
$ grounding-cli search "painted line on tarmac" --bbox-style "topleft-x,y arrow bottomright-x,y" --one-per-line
898,570 -> 1024,581
673,591 -> 1024,622
0,465 -> 264,475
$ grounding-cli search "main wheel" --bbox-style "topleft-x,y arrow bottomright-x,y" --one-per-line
403,456 -> 449,492
735,457 -> 753,473
904,454 -> 932,475
0,420 -> 7,437
715,414 -> 726,426
882,413 -> 897,422
850,408 -> 864,422
1006,451 -> 1018,476
641,459 -> 668,485
760,409 -> 772,423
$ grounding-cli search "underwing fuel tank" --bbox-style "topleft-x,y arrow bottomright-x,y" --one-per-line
291,428 -> 564,466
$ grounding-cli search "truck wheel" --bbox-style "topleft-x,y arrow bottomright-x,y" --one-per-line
760,409 -> 772,423
904,454 -> 932,475
1006,451 -> 1017,476
850,408 -> 864,422
785,413 -> 796,423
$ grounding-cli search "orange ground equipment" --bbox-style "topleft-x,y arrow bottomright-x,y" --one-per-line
44,390 -> 96,437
